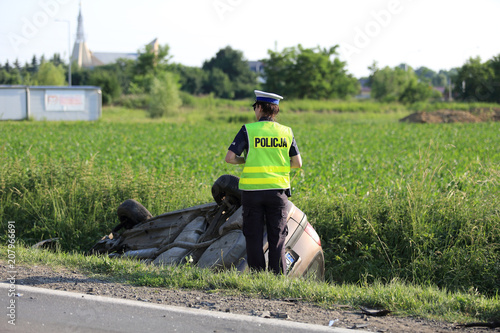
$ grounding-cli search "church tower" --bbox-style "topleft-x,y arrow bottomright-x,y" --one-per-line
69,3 -> 148,68
71,3 -> 99,67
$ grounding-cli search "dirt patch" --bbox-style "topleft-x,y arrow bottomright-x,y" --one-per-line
400,109 -> 500,123
2,262 -> 498,333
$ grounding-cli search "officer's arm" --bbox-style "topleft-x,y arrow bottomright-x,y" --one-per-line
225,150 -> 245,164
290,154 -> 302,168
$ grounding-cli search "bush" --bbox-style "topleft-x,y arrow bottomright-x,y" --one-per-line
148,72 -> 182,118
114,94 -> 150,109
89,69 -> 122,105
35,62 -> 66,86
179,91 -> 196,107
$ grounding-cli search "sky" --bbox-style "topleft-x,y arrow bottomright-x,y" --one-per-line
0,0 -> 499,78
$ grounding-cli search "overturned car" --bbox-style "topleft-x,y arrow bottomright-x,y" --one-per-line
90,175 -> 325,280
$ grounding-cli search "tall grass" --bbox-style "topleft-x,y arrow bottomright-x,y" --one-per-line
301,157 -> 499,294
0,105 -> 498,296
0,155 -> 209,250
114,93 -> 500,115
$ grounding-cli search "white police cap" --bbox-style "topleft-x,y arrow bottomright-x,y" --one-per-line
254,90 -> 283,105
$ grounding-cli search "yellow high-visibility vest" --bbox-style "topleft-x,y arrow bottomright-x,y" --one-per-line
239,121 -> 293,191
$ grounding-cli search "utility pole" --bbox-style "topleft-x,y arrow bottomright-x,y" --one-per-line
448,76 -> 452,101
56,19 -> 72,86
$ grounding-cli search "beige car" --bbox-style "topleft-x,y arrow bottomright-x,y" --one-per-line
90,175 -> 325,280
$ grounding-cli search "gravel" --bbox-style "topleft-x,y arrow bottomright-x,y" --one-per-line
2,262 -> 496,333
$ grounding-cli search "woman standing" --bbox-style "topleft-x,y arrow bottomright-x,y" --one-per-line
225,90 -> 302,275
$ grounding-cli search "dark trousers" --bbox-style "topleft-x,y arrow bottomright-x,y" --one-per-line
241,190 -> 288,275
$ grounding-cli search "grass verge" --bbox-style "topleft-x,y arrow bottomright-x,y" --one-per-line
1,244 -> 498,325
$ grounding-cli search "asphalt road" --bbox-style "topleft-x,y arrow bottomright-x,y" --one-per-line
0,283 -> 363,333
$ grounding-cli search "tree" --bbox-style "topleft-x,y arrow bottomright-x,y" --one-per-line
399,76 -> 440,104
29,55 -> 39,74
71,65 -> 91,86
106,59 -> 136,94
369,63 -> 438,103
34,62 -> 66,86
202,46 -> 256,98
20,61 -> 35,85
148,71 -> 182,118
369,64 -> 409,102
13,59 -> 21,71
453,57 -> 494,102
50,53 -> 64,67
135,43 -> 171,76
262,44 -> 359,99
414,66 -> 436,85
487,54 -> 500,103
171,64 -> 206,95
204,67 -> 234,99
89,69 -> 122,105
0,68 -> 22,85
4,59 -> 23,85
132,43 -> 172,93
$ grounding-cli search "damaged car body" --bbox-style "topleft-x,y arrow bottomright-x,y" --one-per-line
90,175 -> 325,280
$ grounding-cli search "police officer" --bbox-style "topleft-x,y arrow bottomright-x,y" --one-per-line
225,90 -> 302,275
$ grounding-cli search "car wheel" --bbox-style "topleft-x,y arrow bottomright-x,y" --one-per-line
116,199 -> 152,230
211,174 -> 241,205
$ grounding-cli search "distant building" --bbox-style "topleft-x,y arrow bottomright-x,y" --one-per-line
71,4 -> 260,76
355,79 -> 371,99
248,61 -> 264,75
355,86 -> 371,99
248,60 -> 265,83
71,4 -> 156,68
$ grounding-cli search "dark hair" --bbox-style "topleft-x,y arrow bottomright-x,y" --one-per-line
253,101 -> 280,120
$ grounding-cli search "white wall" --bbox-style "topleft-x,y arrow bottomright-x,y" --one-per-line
0,86 -> 101,121
0,87 -> 27,120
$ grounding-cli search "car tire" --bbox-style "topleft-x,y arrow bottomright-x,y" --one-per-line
212,174 -> 241,206
116,199 -> 152,230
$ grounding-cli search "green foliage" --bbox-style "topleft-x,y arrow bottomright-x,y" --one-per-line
0,67 -> 22,85
414,66 -> 455,87
369,64 -> 407,102
414,66 -> 436,85
399,76 -> 441,104
135,43 -> 171,76
100,59 -> 136,94
202,46 -> 256,98
114,93 -> 150,109
89,69 -> 122,105
369,63 -> 438,103
204,67 -> 234,99
70,65 -> 91,86
488,54 -> 500,103
130,43 -> 172,94
284,99 -> 407,113
34,62 -> 66,86
407,101 -> 498,112
453,57 -> 493,102
171,64 -> 206,95
148,72 -> 182,117
453,55 -> 500,103
263,44 -> 360,99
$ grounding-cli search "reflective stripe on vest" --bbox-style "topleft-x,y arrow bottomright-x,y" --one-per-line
239,121 -> 293,191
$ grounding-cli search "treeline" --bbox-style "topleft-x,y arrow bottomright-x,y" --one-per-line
0,54 -> 68,86
367,56 -> 500,104
1,43 -> 499,114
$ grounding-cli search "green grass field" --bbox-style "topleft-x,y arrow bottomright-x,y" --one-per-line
1,102 -> 499,299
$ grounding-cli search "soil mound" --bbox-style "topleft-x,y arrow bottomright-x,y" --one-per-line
400,109 -> 500,123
